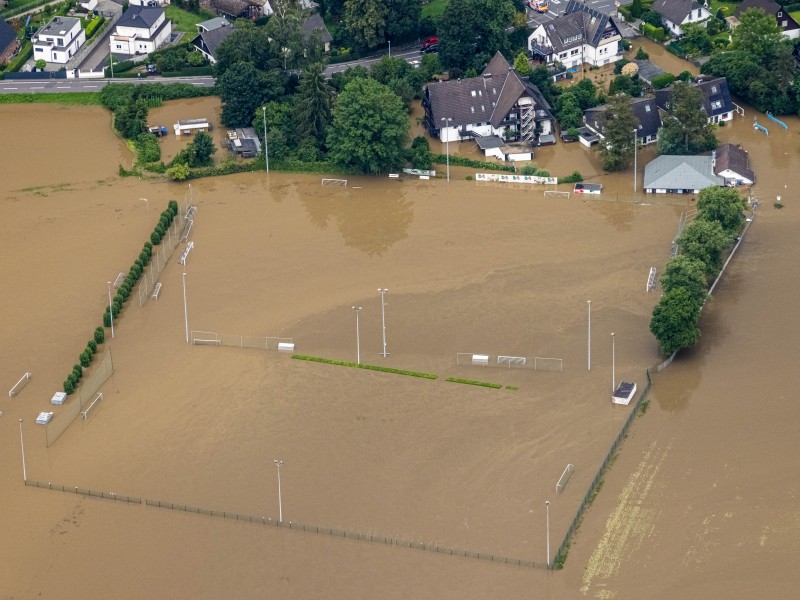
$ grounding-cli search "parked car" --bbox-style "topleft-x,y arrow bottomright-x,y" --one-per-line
146,64 -> 157,74
421,37 -> 438,50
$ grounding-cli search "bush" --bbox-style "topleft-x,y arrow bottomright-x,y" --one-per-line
72,364 -> 83,380
642,22 -> 666,42
666,42 -> 686,58
87,339 -> 97,354
651,73 -> 676,89
559,171 -> 584,184
135,133 -> 161,164
635,46 -> 648,60
103,312 -> 112,327
79,351 -> 91,368
94,327 -> 105,344
445,377 -> 503,389
150,230 -> 162,245
430,153 -> 516,173
64,378 -> 76,395
168,200 -> 178,215
84,15 -> 105,40
166,163 -> 191,181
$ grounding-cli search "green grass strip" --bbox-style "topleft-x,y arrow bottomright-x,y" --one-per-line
0,93 -> 102,105
445,377 -> 502,389
292,355 -> 438,379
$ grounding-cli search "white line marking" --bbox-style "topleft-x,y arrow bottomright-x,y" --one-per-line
3,87 -> 18,90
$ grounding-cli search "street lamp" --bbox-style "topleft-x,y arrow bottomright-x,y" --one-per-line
140,197 -> 149,213
182,272 -> 189,344
352,306 -> 363,364
545,500 -> 551,568
587,300 -> 591,371
19,419 -> 27,482
268,106 -> 269,175
107,281 -> 114,339
633,128 -> 638,193
611,332 -> 616,394
440,117 -> 452,182
273,459 -> 284,523
377,288 -> 389,358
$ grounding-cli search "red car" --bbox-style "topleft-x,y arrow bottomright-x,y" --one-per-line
421,37 -> 438,50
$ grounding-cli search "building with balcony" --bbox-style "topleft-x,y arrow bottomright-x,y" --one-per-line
652,0 -> 712,36
528,0 -> 622,68
33,16 -> 86,64
109,6 -> 172,57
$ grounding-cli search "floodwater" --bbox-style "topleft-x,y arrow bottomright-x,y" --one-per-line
1,77 -> 798,599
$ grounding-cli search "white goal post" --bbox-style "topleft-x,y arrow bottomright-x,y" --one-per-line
321,178 -> 348,186
544,190 -> 570,199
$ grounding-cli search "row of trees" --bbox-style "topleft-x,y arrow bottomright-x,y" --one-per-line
649,187 -> 748,355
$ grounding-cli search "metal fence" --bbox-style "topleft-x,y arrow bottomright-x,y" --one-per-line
190,331 -> 293,351
138,212 -> 185,307
456,353 -> 563,372
25,480 -> 140,504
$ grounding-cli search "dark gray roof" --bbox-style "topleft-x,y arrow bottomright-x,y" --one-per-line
193,24 -> 233,59
210,0 -> 249,17
583,96 -> 661,140
539,0 -> 620,54
652,0 -> 703,25
632,59 -> 666,85
302,13 -> 332,44
715,143 -> 755,182
735,0 -> 800,30
197,17 -> 230,32
655,77 -> 733,119
38,16 -> 81,36
424,52 -> 554,130
475,135 -> 505,150
0,19 -> 17,52
644,155 -> 723,190
117,6 -> 164,30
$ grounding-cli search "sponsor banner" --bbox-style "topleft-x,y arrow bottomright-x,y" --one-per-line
403,168 -> 437,177
475,173 -> 559,185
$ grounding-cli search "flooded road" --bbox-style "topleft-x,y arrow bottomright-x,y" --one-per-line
1,71 -> 799,600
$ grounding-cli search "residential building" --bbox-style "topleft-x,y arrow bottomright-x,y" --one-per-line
33,16 -> 85,64
528,0 -> 622,68
209,0 -> 266,19
651,0 -> 712,36
302,13 -> 332,53
129,0 -> 170,5
191,23 -> 233,64
631,59 -> 666,88
0,19 -> 21,66
422,52 -> 556,149
734,0 -> 800,39
196,16 -> 230,33
656,76 -> 734,124
643,155 -> 723,194
583,97 -> 662,146
110,6 -> 172,56
226,127 -> 262,158
714,143 -> 755,186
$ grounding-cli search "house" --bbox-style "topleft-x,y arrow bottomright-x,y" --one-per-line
209,0 -> 265,19
79,0 -> 98,11
422,52 -> 556,152
714,143 -> 755,186
734,0 -> 800,39
643,155 -> 723,194
191,22 -> 233,63
302,13 -> 332,53
129,0 -> 169,5
0,19 -> 21,66
651,0 -> 712,36
656,76 -> 734,124
582,97 -> 662,146
632,59 -> 666,88
174,118 -> 211,136
33,16 -> 86,64
226,127 -> 262,158
528,0 -> 623,68
196,16 -> 230,33
109,7 -> 172,56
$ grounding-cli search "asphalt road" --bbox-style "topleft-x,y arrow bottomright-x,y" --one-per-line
0,75 -> 216,93
323,47 -> 423,78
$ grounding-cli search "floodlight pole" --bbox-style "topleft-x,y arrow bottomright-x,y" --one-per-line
587,300 -> 591,371
182,272 -> 189,344
611,332 -> 616,394
273,459 -> 284,523
262,106 -> 269,174
19,419 -> 27,482
545,500 -> 551,568
352,306 -> 363,364
378,288 -> 388,357
107,281 -> 114,339
633,129 -> 638,193
441,117 -> 452,182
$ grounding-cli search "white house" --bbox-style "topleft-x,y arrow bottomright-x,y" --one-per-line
33,16 -> 86,64
128,0 -> 171,6
652,0 -> 712,36
110,6 -> 172,56
528,0 -> 622,69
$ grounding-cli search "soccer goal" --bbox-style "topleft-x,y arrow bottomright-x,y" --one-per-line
544,190 -> 570,199
81,393 -> 103,420
534,357 -> 563,372
322,178 -> 348,187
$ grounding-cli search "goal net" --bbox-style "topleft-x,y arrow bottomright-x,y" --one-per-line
544,190 -> 570,199
321,178 -> 348,186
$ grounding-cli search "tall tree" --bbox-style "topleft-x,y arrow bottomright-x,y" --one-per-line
597,94 -> 638,172
696,186 -> 747,237
438,0 -> 516,71
386,0 -> 421,44
657,81 -> 717,155
265,0 -> 305,70
219,62 -> 265,127
294,63 -> 333,148
732,7 -> 784,58
649,287 -> 703,355
344,0 -> 388,50
214,23 -> 273,78
660,256 -> 709,301
677,219 -> 730,278
327,78 -> 409,173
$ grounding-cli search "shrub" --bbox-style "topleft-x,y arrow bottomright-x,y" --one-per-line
559,171 -> 584,183
103,312 -> 112,327
64,378 -> 76,395
150,230 -> 162,245
72,364 -> 83,380
139,250 -> 149,265
135,132 -> 161,164
651,73 -> 676,89
166,163 -> 191,181
144,241 -> 154,251
87,340 -> 97,354
635,46 -> 648,60
94,327 -> 105,344
79,351 -> 91,368
168,200 -> 179,215
642,22 -> 666,42
84,15 -> 106,39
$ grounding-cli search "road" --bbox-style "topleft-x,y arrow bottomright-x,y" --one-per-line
323,47 -> 423,78
0,75 -> 216,93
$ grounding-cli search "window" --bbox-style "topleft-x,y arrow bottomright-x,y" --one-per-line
645,104 -> 651,112
711,100 -> 722,110
711,85 -> 717,93
471,90 -> 476,97
782,20 -> 788,26
570,48 -> 579,56
778,11 -> 782,17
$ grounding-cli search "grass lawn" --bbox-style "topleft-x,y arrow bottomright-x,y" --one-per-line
792,11 -> 800,24
707,0 -> 740,16
165,5 -> 215,33
422,0 -> 449,19
0,92 -> 102,105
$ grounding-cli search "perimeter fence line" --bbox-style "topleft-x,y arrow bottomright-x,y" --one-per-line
190,331 -> 293,351
24,479 -> 544,570
137,210 -> 187,307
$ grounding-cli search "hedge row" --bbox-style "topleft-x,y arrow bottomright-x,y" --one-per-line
445,377 -> 503,389
292,355 -> 438,379
162,66 -> 215,77
641,22 -> 667,42
0,41 -> 33,76
84,15 -> 106,40
430,153 -> 516,173
63,328 -> 105,395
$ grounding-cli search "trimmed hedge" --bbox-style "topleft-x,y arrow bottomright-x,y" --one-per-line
1,41 -> 33,75
84,15 -> 106,40
641,23 -> 667,42
292,354 -> 438,379
430,153 -> 516,173
651,73 -> 676,90
445,377 -> 503,389
162,66 -> 215,77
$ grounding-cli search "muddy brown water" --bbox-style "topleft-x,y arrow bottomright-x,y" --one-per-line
1,75 -> 798,599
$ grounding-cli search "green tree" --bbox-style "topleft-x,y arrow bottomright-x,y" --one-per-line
438,0 -> 515,72
344,0 -> 388,50
634,46 -> 648,60
265,0 -> 305,70
387,0 -> 421,44
572,78 -> 602,110
556,94 -> 583,131
293,63 -> 333,148
629,0 -> 643,18
370,55 -> 424,103
657,81 -> 717,155
214,22 -> 273,78
513,51 -> 532,76
649,287 -> 703,355
327,78 -> 409,173
696,186 -> 747,236
598,93 -> 638,172
190,131 -> 216,167
660,256 -> 709,301
35,59 -> 46,71
330,65 -> 371,93
409,135 -> 432,169
166,163 -> 190,181
732,7 -> 784,57
677,219 -> 730,278
681,23 -> 713,55
219,62 -> 265,127
608,74 -> 642,97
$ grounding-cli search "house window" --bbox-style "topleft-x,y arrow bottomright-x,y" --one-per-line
570,48 -> 579,56
645,104 -> 651,112
778,11 -> 782,16
711,85 -> 717,93
711,100 -> 722,110
471,90 -> 476,97
782,20 -> 788,26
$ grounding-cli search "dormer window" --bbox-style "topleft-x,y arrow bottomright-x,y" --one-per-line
471,90 -> 476,97
645,104 -> 651,112
711,85 -> 717,93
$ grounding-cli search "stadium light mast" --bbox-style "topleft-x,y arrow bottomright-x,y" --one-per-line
273,459 -> 284,523
352,306 -> 363,364
441,117 -> 452,182
611,332 -> 616,394
587,300 -> 591,371
633,128 -> 638,193
182,272 -> 189,344
19,419 -> 27,482
545,500 -> 551,568
378,289 -> 389,357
